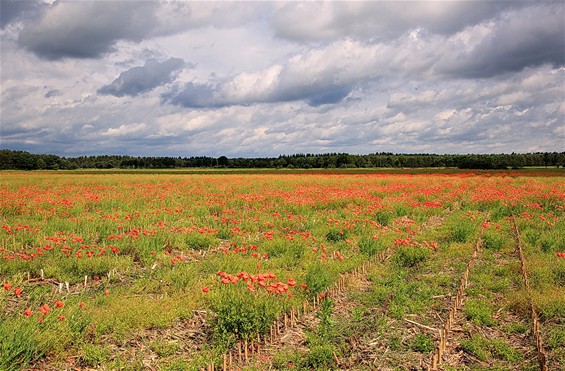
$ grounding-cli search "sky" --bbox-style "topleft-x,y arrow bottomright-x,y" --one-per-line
1,0 -> 564,158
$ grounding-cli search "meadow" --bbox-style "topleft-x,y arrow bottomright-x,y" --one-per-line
0,170 -> 563,370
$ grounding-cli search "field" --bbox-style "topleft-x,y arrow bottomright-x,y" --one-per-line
1,170 -> 564,370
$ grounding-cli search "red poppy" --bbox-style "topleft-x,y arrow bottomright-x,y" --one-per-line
14,287 -> 22,297
54,300 -> 64,308
58,316 -> 65,321
79,301 -> 85,308
202,287 -> 209,293
3,283 -> 11,291
40,304 -> 50,315
23,308 -> 32,317
104,289 -> 109,296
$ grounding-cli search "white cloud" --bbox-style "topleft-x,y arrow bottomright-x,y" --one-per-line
271,1 -> 523,41
495,92 -> 531,107
101,123 -> 146,137
1,1 -> 563,157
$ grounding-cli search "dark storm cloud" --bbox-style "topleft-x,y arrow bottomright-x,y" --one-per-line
99,58 -> 186,97
440,3 -> 565,78
0,0 -> 44,29
45,89 -> 63,98
162,80 -> 353,108
306,86 -> 352,106
162,82 -> 218,108
17,1 -> 158,60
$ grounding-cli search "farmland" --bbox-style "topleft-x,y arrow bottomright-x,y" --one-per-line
1,170 -> 564,370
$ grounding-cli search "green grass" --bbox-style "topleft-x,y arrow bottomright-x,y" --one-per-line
81,344 -> 111,367
460,335 -> 522,362
464,299 -> 497,326
410,333 -> 435,353
394,246 -> 430,268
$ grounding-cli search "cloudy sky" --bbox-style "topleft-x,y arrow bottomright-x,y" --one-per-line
1,0 -> 564,157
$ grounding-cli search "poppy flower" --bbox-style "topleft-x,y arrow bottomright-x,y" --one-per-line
58,316 -> 65,321
104,289 -> 109,296
3,283 -> 11,291
14,287 -> 22,297
54,300 -> 64,308
23,308 -> 32,317
40,304 -> 50,315
38,317 -> 43,323
287,278 -> 297,286
79,302 -> 85,308
202,287 -> 209,293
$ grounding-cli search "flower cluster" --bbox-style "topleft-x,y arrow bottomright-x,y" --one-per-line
215,271 -> 300,297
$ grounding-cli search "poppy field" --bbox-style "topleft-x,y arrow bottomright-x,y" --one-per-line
1,170 -> 564,370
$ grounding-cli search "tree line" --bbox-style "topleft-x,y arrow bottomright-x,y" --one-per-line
1,149 -> 564,170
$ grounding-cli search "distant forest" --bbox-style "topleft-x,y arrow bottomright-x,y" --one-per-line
1,149 -> 564,170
